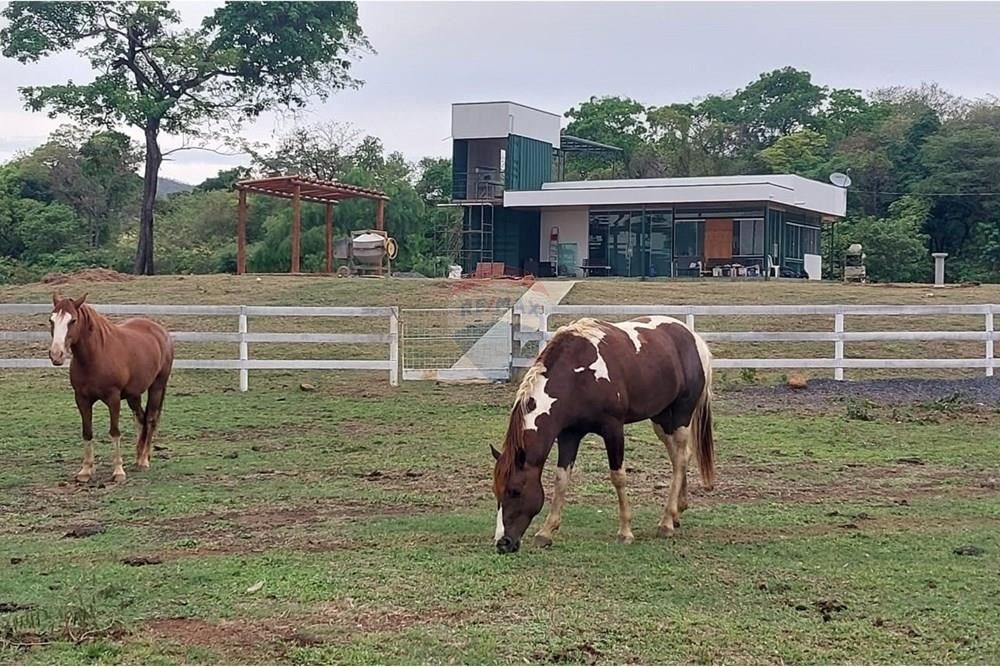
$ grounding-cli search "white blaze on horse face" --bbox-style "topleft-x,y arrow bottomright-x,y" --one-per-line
49,311 -> 72,362
494,505 -> 504,542
522,365 -> 557,431
614,316 -> 684,353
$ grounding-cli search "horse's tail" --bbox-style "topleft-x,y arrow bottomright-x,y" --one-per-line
690,332 -> 716,491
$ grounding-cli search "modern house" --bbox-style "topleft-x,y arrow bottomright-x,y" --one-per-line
450,100 -> 847,279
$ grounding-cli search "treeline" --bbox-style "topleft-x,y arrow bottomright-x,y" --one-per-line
561,68 -> 1000,283
2,66 -> 999,284
0,122 -> 461,283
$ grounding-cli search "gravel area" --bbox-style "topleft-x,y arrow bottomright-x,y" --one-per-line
720,377 -> 1000,413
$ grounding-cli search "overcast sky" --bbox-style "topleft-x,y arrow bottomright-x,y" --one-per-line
1,1 -> 998,184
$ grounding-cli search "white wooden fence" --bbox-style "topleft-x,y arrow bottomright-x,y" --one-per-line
0,304 -> 399,389
6,302 -> 1000,386
512,303 -> 1000,380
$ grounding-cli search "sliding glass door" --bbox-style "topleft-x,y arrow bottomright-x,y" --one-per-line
588,208 -> 673,277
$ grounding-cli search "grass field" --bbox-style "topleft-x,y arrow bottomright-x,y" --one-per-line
1,274 -> 999,664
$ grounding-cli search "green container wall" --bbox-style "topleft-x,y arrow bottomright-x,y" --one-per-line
505,134 -> 553,192
452,139 -> 469,200
493,208 -> 541,271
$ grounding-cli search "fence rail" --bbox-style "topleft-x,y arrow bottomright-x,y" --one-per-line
0,303 -> 399,389
512,303 -> 1000,380
7,302 -> 1000,386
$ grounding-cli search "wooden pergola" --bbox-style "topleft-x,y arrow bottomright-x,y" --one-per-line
235,175 -> 390,275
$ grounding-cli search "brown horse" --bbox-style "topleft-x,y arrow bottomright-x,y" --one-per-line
48,293 -> 174,483
491,316 -> 715,554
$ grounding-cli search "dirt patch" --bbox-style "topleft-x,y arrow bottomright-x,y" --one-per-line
581,459 -> 997,511
143,499 -> 441,556
41,268 -> 133,286
694,514 -> 995,546
146,617 -> 322,661
146,605 -> 467,660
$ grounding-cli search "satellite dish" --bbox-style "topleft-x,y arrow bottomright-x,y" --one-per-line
829,172 -> 852,188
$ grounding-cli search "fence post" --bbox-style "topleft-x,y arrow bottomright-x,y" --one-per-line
510,309 -> 521,376
388,307 -> 400,387
834,310 -> 845,381
686,310 -> 695,330
539,306 -> 551,353
238,306 -> 249,392
986,308 -> 995,377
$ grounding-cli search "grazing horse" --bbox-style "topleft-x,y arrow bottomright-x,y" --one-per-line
491,316 -> 715,554
48,293 -> 174,483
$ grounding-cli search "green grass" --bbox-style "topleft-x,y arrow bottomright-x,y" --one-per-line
1,367 -> 998,665
1,273 -> 998,663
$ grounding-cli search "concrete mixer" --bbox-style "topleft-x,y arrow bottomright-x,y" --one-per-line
334,229 -> 399,277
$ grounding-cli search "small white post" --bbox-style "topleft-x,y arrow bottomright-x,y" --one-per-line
834,310 -> 845,381
238,306 -> 249,392
986,309 -> 995,378
932,252 -> 948,287
388,307 -> 399,387
538,307 -> 550,353
686,312 -> 696,330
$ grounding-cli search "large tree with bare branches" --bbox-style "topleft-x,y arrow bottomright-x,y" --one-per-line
0,1 -> 370,274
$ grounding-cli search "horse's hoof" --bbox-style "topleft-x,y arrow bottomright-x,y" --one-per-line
111,471 -> 126,483
533,534 -> 553,549
75,473 -> 92,484
656,525 -> 675,538
136,461 -> 150,471
617,533 -> 635,545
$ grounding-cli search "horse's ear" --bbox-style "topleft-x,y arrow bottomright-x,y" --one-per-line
490,445 -> 501,462
74,293 -> 88,308
52,292 -> 59,307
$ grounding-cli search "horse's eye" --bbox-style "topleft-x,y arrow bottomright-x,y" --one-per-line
69,319 -> 77,325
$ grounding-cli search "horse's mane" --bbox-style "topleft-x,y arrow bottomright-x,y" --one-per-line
492,361 -> 546,498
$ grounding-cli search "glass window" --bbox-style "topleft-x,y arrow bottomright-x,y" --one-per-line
647,210 -> 672,277
675,221 -> 701,257
784,223 -> 820,260
732,218 -> 763,256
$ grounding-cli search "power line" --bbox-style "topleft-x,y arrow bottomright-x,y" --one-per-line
850,189 -> 1000,198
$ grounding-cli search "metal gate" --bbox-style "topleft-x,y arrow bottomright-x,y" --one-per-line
401,308 -> 512,382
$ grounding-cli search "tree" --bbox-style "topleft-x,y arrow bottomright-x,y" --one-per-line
247,122 -> 362,180
1,1 -> 370,275
834,196 -> 932,283
415,157 -> 453,204
9,126 -> 141,247
732,67 -> 828,150
563,96 -> 648,178
756,129 -> 829,177
195,166 -> 253,193
917,109 -> 1000,260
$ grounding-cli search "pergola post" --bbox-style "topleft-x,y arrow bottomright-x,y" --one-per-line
325,203 -> 334,274
237,188 -> 248,275
291,183 -> 301,273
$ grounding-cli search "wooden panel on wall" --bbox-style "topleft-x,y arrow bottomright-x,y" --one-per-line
705,218 -> 733,260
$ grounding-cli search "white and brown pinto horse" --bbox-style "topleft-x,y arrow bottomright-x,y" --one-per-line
48,294 -> 174,483
491,315 -> 716,554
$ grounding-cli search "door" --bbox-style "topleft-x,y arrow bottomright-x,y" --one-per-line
704,218 -> 733,261
557,243 -> 578,277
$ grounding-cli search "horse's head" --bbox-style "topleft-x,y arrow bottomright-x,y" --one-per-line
491,444 -> 545,555
48,292 -> 87,366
